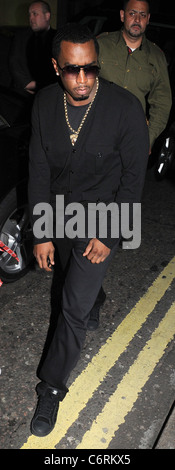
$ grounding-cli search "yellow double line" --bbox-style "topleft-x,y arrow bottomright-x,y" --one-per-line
21,256 -> 175,449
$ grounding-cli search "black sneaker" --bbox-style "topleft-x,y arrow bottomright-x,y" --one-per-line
31,382 -> 64,437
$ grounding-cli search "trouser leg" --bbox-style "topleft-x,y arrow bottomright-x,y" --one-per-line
38,237 -> 116,390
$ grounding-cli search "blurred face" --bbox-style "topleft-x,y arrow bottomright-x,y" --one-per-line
52,40 -> 99,106
120,0 -> 150,39
29,2 -> 50,32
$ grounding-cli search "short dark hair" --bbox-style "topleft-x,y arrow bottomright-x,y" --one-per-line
29,1 -> 51,14
52,23 -> 99,62
122,0 -> 150,10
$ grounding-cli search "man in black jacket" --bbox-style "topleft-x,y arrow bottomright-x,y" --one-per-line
9,1 -> 56,94
28,23 -> 149,437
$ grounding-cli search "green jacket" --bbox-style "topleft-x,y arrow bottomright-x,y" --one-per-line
98,30 -> 172,148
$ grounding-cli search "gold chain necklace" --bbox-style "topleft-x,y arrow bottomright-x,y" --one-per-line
64,78 -> 99,146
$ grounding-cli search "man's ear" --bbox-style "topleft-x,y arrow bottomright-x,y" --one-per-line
45,12 -> 51,22
147,13 -> 150,25
52,58 -> 59,75
120,10 -> 125,23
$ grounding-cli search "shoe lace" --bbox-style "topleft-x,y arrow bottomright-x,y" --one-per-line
37,390 -> 59,422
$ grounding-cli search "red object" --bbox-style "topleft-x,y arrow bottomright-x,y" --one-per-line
0,240 -> 19,287
0,240 -> 19,262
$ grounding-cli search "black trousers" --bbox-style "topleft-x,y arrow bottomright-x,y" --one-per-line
38,236 -> 116,394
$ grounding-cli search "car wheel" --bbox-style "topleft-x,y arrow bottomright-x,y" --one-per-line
0,187 -> 33,282
155,136 -> 175,180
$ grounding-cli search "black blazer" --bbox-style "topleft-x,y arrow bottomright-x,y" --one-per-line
28,78 -> 149,248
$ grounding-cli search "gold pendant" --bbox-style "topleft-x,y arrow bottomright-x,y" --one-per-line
70,133 -> 78,145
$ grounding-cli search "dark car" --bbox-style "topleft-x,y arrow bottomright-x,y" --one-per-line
151,39 -> 175,180
0,86 -> 33,282
153,101 -> 175,180
145,19 -> 175,181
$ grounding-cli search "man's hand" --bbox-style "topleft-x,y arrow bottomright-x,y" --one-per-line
25,80 -> 37,94
83,238 -> 110,264
33,242 -> 55,272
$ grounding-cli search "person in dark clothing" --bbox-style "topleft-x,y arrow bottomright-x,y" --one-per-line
28,23 -> 149,437
9,1 -> 57,95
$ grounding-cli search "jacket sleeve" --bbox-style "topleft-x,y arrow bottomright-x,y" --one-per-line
148,49 -> 172,148
28,94 -> 51,244
9,30 -> 33,89
99,93 -> 149,250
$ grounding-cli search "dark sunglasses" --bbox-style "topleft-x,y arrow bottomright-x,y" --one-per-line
57,63 -> 100,79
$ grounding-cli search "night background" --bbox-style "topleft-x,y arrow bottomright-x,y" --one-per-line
1,0 -> 175,28
1,0 -> 175,90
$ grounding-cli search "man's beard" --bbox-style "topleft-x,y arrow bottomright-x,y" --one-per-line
73,94 -> 90,101
128,25 -> 143,38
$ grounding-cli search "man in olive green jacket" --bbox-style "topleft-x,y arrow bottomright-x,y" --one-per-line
98,0 -> 172,151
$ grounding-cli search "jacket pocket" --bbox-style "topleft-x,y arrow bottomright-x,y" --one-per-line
82,188 -> 114,204
85,144 -> 115,175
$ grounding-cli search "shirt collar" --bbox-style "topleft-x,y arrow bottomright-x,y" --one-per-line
120,28 -> 145,52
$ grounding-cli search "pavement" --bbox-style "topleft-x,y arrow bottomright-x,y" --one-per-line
154,401 -> 175,449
